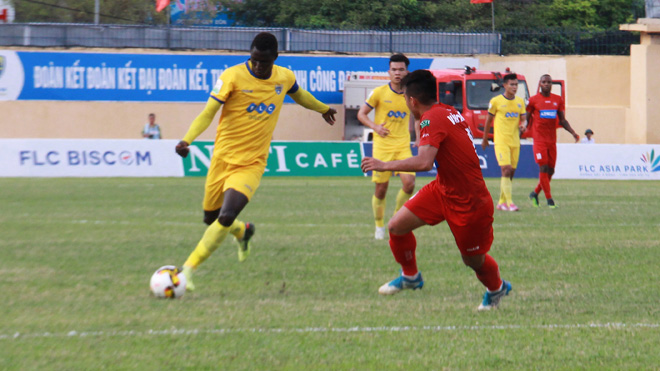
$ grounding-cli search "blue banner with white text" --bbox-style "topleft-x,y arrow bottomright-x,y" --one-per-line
0,50 -> 433,103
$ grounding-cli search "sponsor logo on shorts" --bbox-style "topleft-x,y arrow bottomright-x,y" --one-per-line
466,246 -> 480,252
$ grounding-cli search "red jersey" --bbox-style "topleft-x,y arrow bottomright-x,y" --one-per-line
527,93 -> 565,144
419,103 -> 492,222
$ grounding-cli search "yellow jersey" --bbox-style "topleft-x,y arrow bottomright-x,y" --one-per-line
488,94 -> 526,147
365,83 -> 411,152
210,61 -> 298,166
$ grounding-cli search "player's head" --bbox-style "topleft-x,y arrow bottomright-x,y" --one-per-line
250,32 -> 279,79
388,53 -> 409,85
539,74 -> 552,95
502,73 -> 518,96
401,69 -> 437,118
148,113 -> 155,124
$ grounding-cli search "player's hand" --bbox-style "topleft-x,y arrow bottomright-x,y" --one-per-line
573,133 -> 580,143
322,108 -> 337,125
361,156 -> 385,173
374,123 -> 390,138
175,140 -> 190,158
413,137 -> 420,148
481,138 -> 489,151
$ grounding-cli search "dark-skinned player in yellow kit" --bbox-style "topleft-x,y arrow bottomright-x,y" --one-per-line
175,32 -> 337,292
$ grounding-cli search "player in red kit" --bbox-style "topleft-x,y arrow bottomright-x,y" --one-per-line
526,74 -> 579,208
361,70 -> 511,310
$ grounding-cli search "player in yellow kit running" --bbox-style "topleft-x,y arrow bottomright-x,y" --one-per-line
358,54 -> 415,240
481,73 -> 527,212
175,32 -> 337,291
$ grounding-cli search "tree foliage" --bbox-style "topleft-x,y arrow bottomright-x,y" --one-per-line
10,0 -> 168,24
8,0 -> 646,31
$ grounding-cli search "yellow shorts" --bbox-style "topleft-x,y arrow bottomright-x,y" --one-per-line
203,158 -> 264,211
372,146 -> 415,183
494,144 -> 520,168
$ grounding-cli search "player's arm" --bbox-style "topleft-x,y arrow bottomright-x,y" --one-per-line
558,111 -> 580,142
288,88 -> 336,125
358,102 -> 390,138
481,113 -> 494,150
175,97 -> 222,158
525,102 -> 535,131
357,102 -> 390,138
519,113 -> 528,134
362,144 -> 438,173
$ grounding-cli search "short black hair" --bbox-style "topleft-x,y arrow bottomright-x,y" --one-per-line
390,53 -> 410,67
148,113 -> 155,117
503,73 -> 518,83
251,32 -> 278,55
402,69 -> 436,105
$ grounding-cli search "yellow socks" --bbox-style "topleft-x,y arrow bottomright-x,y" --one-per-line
229,219 -> 246,240
501,177 -> 513,205
184,220 -> 231,269
372,195 -> 386,228
393,189 -> 413,215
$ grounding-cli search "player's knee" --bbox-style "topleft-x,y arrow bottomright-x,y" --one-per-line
217,210 -> 238,227
387,220 -> 401,235
461,254 -> 485,270
203,210 -> 220,225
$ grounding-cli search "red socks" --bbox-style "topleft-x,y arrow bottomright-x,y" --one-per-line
535,172 -> 552,199
391,233 -> 502,291
475,254 -> 502,292
539,172 -> 552,199
389,232 -> 418,276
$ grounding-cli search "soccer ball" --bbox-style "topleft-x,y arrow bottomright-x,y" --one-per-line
150,265 -> 187,299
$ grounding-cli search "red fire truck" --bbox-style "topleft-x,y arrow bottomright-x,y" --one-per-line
432,66 -> 530,139
342,67 -> 533,141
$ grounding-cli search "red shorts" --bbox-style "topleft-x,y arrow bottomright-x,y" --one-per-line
405,181 -> 494,256
533,142 -> 557,168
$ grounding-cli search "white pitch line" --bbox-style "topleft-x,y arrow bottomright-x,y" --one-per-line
68,220 -> 653,228
70,220 -> 369,228
1,323 -> 658,341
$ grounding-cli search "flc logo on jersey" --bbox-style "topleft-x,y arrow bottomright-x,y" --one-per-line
275,84 -> 283,95
420,120 -> 430,129
247,103 -> 276,114
387,111 -> 407,118
505,112 -> 519,118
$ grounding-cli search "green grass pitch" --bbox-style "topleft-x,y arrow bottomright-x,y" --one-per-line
1,177 -> 659,370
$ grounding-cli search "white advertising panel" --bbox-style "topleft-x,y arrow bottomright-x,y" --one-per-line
555,144 -> 660,180
0,139 -> 183,177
